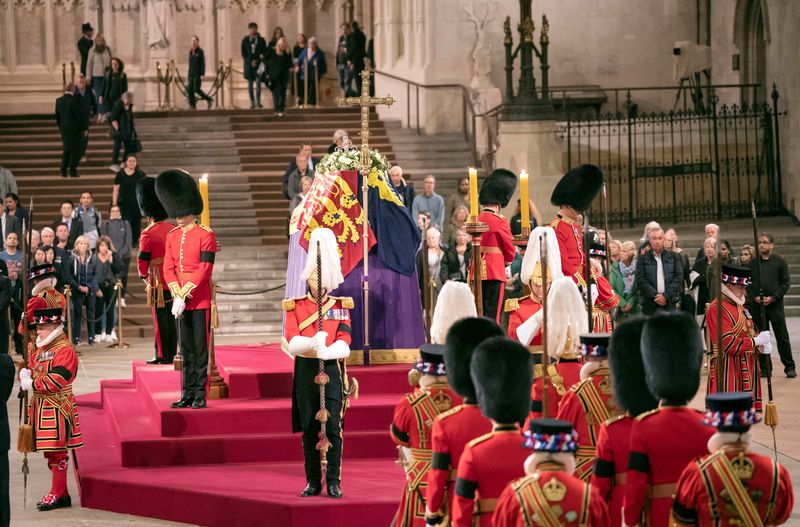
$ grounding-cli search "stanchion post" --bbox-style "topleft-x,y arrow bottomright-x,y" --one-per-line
108,279 -> 130,349
70,62 -> 75,85
64,285 -> 73,344
61,63 -> 66,91
227,59 -> 236,110
303,60 -> 309,109
207,281 -> 228,399
156,62 -> 163,110
313,60 -> 320,108
170,61 -> 178,111
464,220 -> 489,316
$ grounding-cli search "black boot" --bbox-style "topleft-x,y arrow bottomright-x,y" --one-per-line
300,483 -> 322,497
191,398 -> 206,409
170,395 -> 194,408
327,483 -> 343,499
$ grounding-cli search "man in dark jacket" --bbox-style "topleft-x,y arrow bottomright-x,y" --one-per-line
0,343 -> 14,527
52,201 -> 84,251
74,75 -> 96,161
345,21 -> 367,96
241,22 -> 267,109
77,22 -> 94,76
635,227 -> 683,314
55,83 -> 89,178
188,35 -> 213,109
110,92 -> 136,169
388,166 -> 414,211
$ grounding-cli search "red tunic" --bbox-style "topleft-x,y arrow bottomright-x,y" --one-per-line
477,210 -> 516,282
283,295 -> 353,346
138,220 -> 173,290
163,223 -> 217,310
452,424 -> 529,527
556,367 -> 620,481
506,296 -> 542,346
426,403 -> 493,522
550,215 -> 585,288
706,294 -> 762,411
28,332 -> 82,452
493,466 -> 610,527
590,414 -> 633,527
592,274 -> 618,332
623,406 -> 715,527
529,360 -> 581,422
390,383 -> 462,527
671,448 -> 794,526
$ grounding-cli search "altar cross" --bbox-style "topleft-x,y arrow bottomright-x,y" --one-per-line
336,68 -> 395,174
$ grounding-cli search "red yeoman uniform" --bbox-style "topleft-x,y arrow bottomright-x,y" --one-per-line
591,273 -> 618,332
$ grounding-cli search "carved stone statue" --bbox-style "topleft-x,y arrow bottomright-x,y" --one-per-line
463,0 -> 498,91
146,0 -> 171,49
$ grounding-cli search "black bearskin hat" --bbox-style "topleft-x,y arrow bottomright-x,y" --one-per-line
155,169 -> 204,218
609,317 -> 658,416
136,177 -> 169,221
471,336 -> 532,424
550,164 -> 603,211
479,168 -> 518,208
641,313 -> 703,405
445,317 -> 505,400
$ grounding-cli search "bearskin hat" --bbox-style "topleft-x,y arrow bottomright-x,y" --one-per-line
445,317 -> 504,400
609,317 -> 658,416
136,177 -> 169,221
550,164 -> 603,211
479,168 -> 518,208
154,169 -> 203,218
641,313 -> 703,405
471,336 -> 532,423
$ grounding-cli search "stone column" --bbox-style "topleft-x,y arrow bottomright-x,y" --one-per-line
4,1 -> 17,73
44,0 -> 56,72
400,0 -> 411,68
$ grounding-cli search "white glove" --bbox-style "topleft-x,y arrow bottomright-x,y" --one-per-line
762,342 -> 773,355
754,331 -> 771,347
19,368 -> 32,391
311,331 -> 328,353
287,336 -> 315,356
171,296 -> 186,318
516,309 -> 544,346
505,265 -> 512,279
590,284 -> 599,306
317,340 -> 351,360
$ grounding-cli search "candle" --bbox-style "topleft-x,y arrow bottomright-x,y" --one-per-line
468,167 -> 479,220
520,170 -> 530,231
199,173 -> 211,227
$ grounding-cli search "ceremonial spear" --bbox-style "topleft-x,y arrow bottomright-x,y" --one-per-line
314,241 -> 331,473
17,198 -> 34,506
751,201 -> 779,459
583,213 -> 593,333
539,232 -> 550,417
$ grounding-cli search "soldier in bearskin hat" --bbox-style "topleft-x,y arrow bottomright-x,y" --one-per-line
587,239 -> 619,332
623,313 -> 714,527
492,419 -> 609,526
549,165 -> 603,288
477,168 -> 518,323
591,317 -> 658,527
556,333 -> 621,481
671,392 -> 794,526
283,227 -> 353,499
156,169 -> 217,410
451,337 -> 531,526
706,263 -> 770,411
425,312 -> 503,525
19,306 -> 82,511
136,177 -> 177,365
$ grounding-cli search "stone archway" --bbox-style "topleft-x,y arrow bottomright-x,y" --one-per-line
734,0 -> 769,103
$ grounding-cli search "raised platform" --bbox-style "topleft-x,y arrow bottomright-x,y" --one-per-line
75,344 -> 411,527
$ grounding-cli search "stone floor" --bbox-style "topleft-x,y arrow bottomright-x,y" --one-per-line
6,327 -> 800,526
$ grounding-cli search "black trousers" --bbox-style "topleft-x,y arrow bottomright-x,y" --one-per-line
187,75 -> 212,108
482,280 -> 503,323
153,291 -> 177,361
71,290 -> 94,341
757,302 -> 795,373
60,140 -> 80,177
120,255 -> 131,296
271,79 -> 288,112
78,133 -> 89,160
295,357 -> 343,485
0,333 -> 8,356
121,209 -> 142,247
112,136 -> 134,165
0,451 -> 8,527
95,282 -> 116,334
179,308 -> 209,400
10,308 -> 22,355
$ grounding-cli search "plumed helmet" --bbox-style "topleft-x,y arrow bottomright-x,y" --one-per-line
471,336 -> 532,423
479,168 -> 518,208
520,226 -> 563,287
430,281 -> 477,345
154,169 -> 204,218
445,317 -> 504,401
300,227 -> 344,291
550,164 -> 603,211
641,313 -> 704,405
609,317 -> 658,416
136,177 -> 169,221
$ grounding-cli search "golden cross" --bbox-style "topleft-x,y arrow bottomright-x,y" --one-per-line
336,68 -> 394,174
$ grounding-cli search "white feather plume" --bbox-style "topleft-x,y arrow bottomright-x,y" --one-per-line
545,277 -> 588,358
520,227 -> 563,285
430,281 -> 477,344
300,228 -> 344,290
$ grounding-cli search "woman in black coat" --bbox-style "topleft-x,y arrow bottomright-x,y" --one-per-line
439,229 -> 472,284
241,24 -> 268,109
102,57 -> 128,117
267,37 -> 293,115
110,92 -> 136,169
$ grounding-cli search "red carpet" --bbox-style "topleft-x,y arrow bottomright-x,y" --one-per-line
75,344 -> 410,527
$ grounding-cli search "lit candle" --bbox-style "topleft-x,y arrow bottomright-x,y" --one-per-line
520,169 -> 530,231
199,173 -> 211,227
468,167 -> 479,220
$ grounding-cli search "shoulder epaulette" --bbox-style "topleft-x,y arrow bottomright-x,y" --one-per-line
282,298 -> 296,311
504,298 -> 520,312
406,389 -> 429,406
438,405 -> 464,421
198,224 -> 213,232
635,408 -> 661,422
466,431 -> 494,448
142,223 -> 155,233
331,296 -> 354,309
168,226 -> 181,234
549,218 -> 560,228
604,414 -> 628,427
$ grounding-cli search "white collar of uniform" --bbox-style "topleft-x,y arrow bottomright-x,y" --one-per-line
721,284 -> 745,306
36,325 -> 64,348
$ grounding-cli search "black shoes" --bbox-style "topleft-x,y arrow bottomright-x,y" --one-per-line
147,357 -> 172,365
170,396 -> 194,408
787,369 -> 797,378
191,398 -> 207,409
300,483 -> 322,497
327,483 -> 343,499
37,493 -> 71,511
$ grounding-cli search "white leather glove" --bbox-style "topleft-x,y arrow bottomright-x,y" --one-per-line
287,336 -> 315,357
311,331 -> 328,353
590,284 -> 599,306
516,309 -> 544,346
754,331 -> 771,347
19,368 -> 32,391
762,342 -> 773,355
171,296 -> 186,318
317,339 -> 351,360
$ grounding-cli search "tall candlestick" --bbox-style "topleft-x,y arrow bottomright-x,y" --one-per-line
468,167 -> 479,219
520,169 -> 530,231
199,173 -> 211,227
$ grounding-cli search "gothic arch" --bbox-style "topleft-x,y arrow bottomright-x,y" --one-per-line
733,0 -> 770,102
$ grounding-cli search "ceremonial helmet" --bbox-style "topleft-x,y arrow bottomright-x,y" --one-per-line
642,313 -> 704,405
155,169 -> 204,218
479,168 -> 517,208
545,277 -> 588,360
471,337 -> 532,424
28,263 -> 59,284
520,226 -> 563,288
550,164 -> 603,211
33,307 -> 64,326
523,419 -> 578,454
137,176 -> 169,221
608,316 -> 658,417
445,317 -> 504,401
720,263 -> 752,286
704,392 -> 760,433
300,227 -> 344,292
430,281 -> 476,345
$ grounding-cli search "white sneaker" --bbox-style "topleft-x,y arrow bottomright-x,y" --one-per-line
121,298 -> 127,308
109,330 -> 118,342
110,164 -> 121,172
94,334 -> 104,343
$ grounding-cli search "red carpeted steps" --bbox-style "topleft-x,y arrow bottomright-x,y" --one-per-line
75,344 -> 410,526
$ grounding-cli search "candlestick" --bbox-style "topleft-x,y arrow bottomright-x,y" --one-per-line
199,173 -> 211,227
468,167 -> 479,220
520,169 -> 530,231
